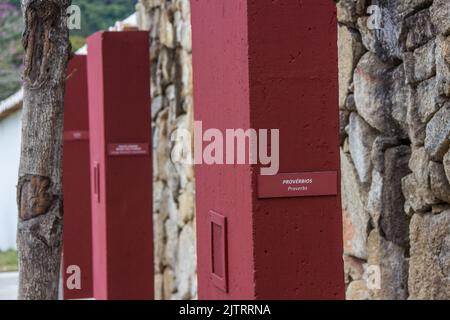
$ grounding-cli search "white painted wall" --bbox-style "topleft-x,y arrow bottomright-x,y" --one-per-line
0,110 -> 21,251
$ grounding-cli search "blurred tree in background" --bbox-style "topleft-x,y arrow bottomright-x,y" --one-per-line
0,0 -> 23,100
0,0 -> 137,100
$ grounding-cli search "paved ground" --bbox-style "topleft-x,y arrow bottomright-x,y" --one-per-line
0,272 -> 18,300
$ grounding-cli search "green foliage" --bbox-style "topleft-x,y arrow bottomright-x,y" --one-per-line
70,35 -> 86,52
0,250 -> 18,272
71,0 -> 138,37
0,0 -> 23,100
3,0 -> 138,37
0,0 -> 137,101
4,0 -> 20,8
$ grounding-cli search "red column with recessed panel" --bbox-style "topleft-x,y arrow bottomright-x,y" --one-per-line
63,55 -> 93,299
191,0 -> 345,299
87,31 -> 153,300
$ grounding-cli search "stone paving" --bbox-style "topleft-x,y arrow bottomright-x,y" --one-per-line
0,272 -> 18,300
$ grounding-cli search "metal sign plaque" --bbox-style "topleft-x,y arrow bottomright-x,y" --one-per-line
257,171 -> 338,199
64,130 -> 89,141
107,143 -> 149,156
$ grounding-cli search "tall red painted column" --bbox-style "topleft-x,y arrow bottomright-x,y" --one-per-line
191,0 -> 345,299
87,31 -> 153,300
63,55 -> 93,299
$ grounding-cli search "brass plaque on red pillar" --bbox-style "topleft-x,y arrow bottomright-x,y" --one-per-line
64,130 -> 89,141
107,143 -> 149,156
257,172 -> 338,199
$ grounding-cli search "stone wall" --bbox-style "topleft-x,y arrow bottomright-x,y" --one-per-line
338,0 -> 450,299
137,0 -> 197,300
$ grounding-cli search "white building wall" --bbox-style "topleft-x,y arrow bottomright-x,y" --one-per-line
0,110 -> 21,251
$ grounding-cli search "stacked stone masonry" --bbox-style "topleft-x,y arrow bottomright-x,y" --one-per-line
137,0 -> 197,300
338,0 -> 450,299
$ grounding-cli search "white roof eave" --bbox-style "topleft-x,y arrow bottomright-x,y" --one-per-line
0,13 -> 138,120
0,87 -> 23,119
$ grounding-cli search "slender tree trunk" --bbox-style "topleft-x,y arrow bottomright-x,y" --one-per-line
17,0 -> 71,300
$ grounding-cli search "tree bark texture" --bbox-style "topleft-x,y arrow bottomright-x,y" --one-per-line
17,0 -> 71,300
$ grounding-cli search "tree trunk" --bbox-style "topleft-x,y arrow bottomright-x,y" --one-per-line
17,0 -> 71,300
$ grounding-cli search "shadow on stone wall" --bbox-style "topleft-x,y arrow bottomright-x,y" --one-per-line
137,0 -> 196,300
338,0 -> 450,300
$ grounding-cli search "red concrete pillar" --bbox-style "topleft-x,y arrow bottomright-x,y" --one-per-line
63,55 -> 93,299
191,0 -> 345,299
87,31 -> 153,300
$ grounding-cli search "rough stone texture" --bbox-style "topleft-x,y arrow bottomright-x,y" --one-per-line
354,52 -> 411,138
154,273 -> 163,300
416,77 -> 439,123
429,161 -> 450,203
367,169 -> 383,224
340,110 -> 350,145
138,0 -> 196,300
176,223 -> 197,299
344,254 -> 366,284
339,24 -> 366,108
354,52 -> 401,135
367,230 -> 408,300
404,9 -> 436,52
390,66 -> 411,135
407,79 -> 441,147
436,35 -> 450,96
339,0 -> 450,299
373,146 -> 411,247
409,211 -> 450,299
425,102 -> 450,161
397,0 -> 433,13
337,0 -> 366,28
341,149 -> 370,259
357,16 -> 377,55
403,40 -> 436,84
365,1 -> 406,62
444,150 -> 450,183
402,147 -> 438,214
347,113 -> 378,185
346,280 -> 370,300
430,0 -> 450,36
